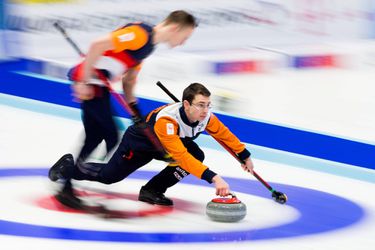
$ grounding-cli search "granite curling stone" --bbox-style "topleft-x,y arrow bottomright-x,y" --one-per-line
206,193 -> 246,222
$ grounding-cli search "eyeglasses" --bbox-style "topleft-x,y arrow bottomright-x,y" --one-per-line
191,102 -> 212,111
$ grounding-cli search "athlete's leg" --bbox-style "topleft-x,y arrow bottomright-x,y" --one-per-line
140,140 -> 204,205
78,87 -> 118,160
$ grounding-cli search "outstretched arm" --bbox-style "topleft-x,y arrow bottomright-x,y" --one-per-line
212,175 -> 230,196
122,67 -> 140,104
205,114 -> 249,154
241,157 -> 254,174
72,35 -> 114,101
206,114 -> 253,173
81,35 -> 114,83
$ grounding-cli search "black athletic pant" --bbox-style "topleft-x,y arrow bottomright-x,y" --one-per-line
78,86 -> 118,160
68,129 -> 155,184
143,140 -> 204,193
68,137 -> 204,191
63,86 -> 119,191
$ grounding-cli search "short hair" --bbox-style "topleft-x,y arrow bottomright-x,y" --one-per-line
182,83 -> 211,103
164,10 -> 198,28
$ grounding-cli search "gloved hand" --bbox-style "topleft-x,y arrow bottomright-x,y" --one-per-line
71,82 -> 95,101
129,101 -> 145,125
154,151 -> 175,163
161,152 -> 175,163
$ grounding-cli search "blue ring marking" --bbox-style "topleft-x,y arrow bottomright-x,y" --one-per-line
0,168 -> 365,242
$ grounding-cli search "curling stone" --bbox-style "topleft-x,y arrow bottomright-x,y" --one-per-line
206,193 -> 246,222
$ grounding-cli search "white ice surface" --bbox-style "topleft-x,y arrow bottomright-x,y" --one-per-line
0,95 -> 374,250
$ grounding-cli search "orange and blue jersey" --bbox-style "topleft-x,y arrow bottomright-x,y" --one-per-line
125,103 -> 251,183
68,22 -> 155,84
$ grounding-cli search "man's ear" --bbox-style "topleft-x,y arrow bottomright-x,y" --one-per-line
168,23 -> 180,32
183,100 -> 190,109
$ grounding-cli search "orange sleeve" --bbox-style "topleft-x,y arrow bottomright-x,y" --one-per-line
111,25 -> 148,53
154,117 -> 209,179
205,114 -> 246,154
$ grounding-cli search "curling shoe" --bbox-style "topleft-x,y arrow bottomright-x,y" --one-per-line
48,153 -> 74,182
54,182 -> 83,210
138,186 -> 173,206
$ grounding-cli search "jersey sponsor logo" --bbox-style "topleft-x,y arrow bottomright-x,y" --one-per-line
173,171 -> 182,180
118,32 -> 135,42
166,123 -> 174,135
